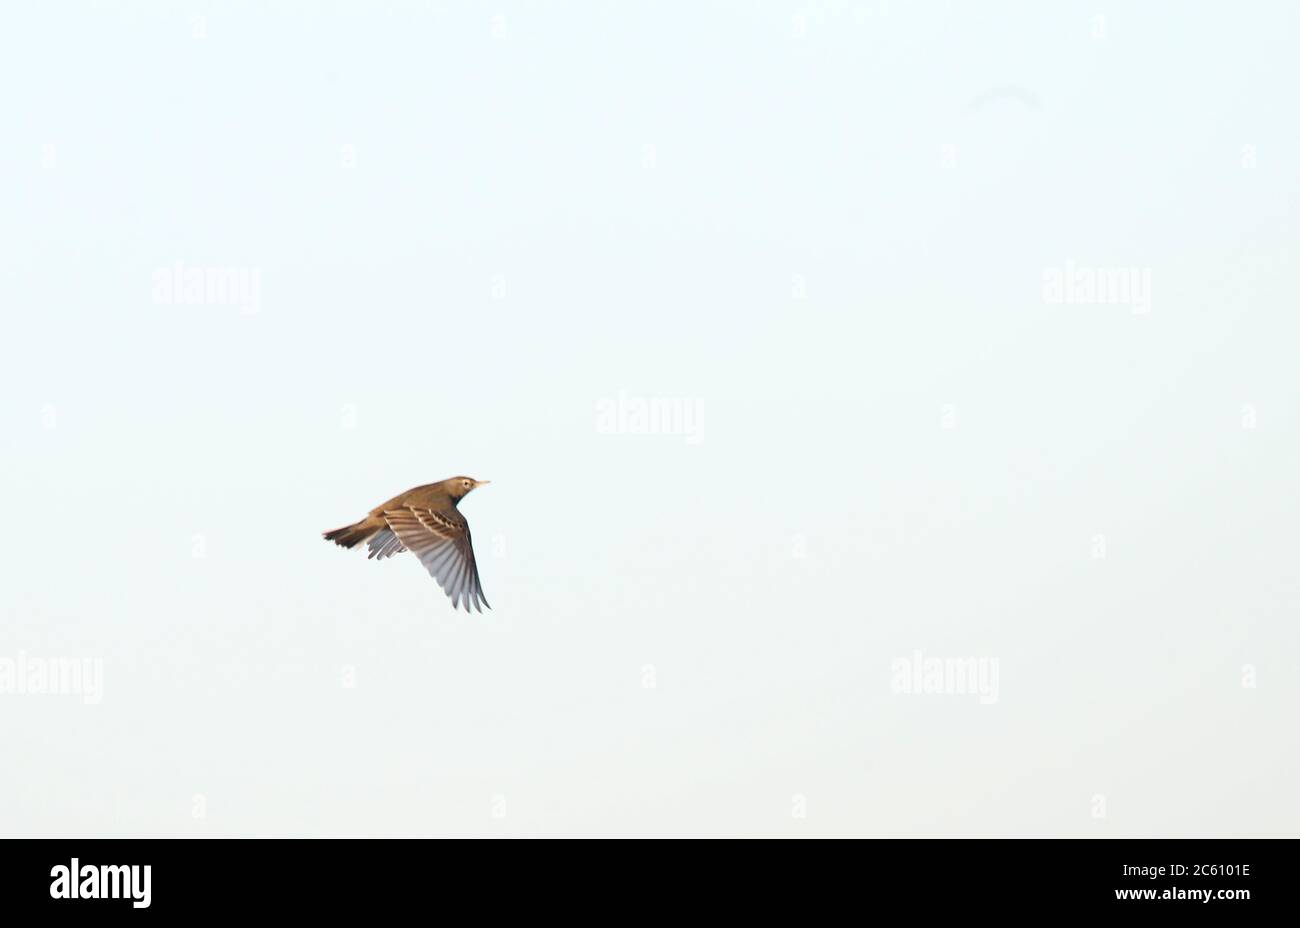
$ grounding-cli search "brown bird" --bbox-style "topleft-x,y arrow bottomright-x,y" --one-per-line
323,477 -> 491,612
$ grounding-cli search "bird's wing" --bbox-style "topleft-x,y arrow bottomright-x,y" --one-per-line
382,506 -> 490,612
366,528 -> 406,560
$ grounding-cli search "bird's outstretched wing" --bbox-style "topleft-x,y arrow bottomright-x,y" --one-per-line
382,506 -> 490,612
366,528 -> 406,560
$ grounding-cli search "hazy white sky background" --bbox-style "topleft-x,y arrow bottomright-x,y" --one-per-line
2,1 -> 1297,836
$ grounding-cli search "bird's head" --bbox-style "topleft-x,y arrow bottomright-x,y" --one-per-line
447,476 -> 490,500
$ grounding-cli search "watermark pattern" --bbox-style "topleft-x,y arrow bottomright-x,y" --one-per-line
1092,533 -> 1107,560
152,263 -> 262,314
0,652 -> 103,705
890,650 -> 999,705
1042,260 -> 1152,314
790,533 -> 808,559
596,391 -> 704,444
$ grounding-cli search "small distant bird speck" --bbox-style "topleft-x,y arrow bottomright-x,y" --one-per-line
323,476 -> 491,612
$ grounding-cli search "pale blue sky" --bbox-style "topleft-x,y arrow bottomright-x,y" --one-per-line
2,1 -> 1297,835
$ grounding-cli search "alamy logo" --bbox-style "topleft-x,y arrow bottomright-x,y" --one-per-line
50,858 -> 151,909
1042,260 -> 1152,314
890,650 -> 1000,705
0,652 -> 102,704
152,262 -> 262,314
595,391 -> 704,444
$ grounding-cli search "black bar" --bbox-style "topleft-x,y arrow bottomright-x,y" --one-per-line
0,838 -> 1287,915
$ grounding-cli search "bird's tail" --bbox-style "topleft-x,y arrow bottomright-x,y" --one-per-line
322,518 -> 377,550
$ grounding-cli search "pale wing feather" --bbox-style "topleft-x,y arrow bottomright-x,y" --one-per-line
366,528 -> 406,560
383,507 -> 489,612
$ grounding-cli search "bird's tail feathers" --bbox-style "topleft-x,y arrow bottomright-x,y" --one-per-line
322,519 -> 376,549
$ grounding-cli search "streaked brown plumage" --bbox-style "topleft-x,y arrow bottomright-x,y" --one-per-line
323,476 -> 491,612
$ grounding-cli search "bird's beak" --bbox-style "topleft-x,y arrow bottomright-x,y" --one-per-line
474,480 -> 491,488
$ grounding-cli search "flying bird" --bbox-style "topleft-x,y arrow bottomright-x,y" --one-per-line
323,477 -> 491,612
